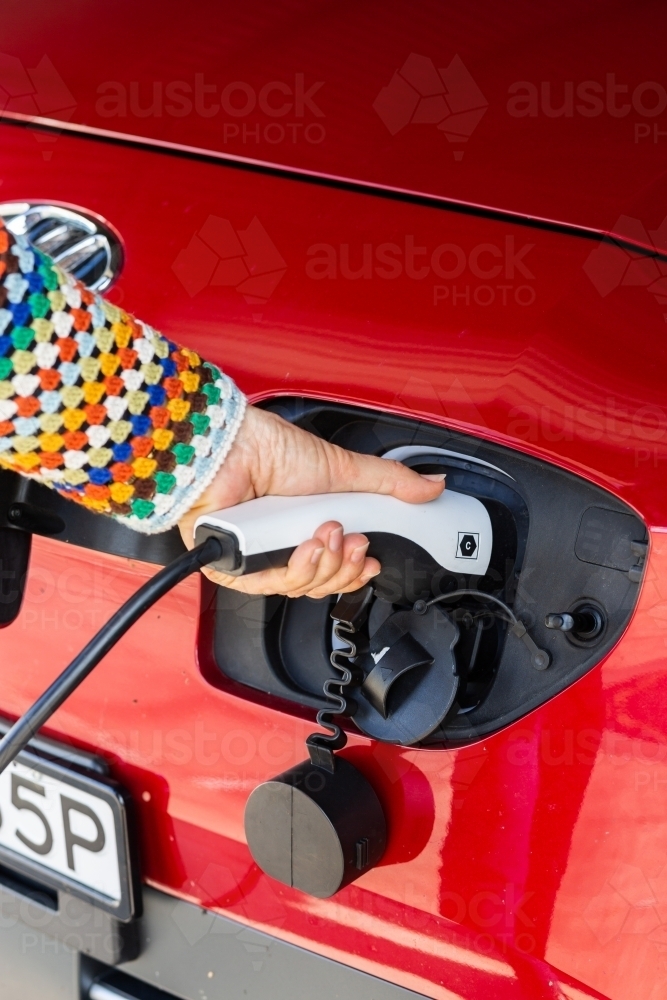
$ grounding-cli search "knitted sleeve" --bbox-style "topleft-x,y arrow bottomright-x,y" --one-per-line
0,218 -> 246,534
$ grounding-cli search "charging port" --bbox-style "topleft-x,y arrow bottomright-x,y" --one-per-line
545,602 -> 606,644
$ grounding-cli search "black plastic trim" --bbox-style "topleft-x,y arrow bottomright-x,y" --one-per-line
207,397 -> 647,747
0,468 -> 185,566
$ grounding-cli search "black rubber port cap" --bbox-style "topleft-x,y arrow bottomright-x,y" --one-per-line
244,757 -> 386,898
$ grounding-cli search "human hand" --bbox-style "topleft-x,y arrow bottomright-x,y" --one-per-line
178,405 -> 444,598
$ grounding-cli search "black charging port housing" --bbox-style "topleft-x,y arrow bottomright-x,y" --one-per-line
201,399 -> 647,749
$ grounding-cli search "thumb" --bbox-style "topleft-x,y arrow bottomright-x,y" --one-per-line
326,444 -> 445,504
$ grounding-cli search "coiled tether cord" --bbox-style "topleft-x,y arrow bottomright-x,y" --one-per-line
0,536 -> 223,777
306,585 -> 551,770
314,617 -> 360,749
306,585 -> 374,770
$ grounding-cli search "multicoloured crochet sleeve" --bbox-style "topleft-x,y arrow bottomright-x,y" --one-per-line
0,218 -> 246,534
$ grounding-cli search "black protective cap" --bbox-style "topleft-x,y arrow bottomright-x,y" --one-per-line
244,756 -> 386,898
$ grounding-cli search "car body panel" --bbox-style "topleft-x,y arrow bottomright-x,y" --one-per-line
5,529 -> 665,1000
1,125 -> 665,522
2,0 -> 667,241
0,50 -> 666,1000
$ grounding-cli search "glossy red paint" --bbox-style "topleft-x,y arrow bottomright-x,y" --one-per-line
3,1 -> 667,241
1,110 -> 667,1000
5,530 -> 663,1000
2,124 -> 665,521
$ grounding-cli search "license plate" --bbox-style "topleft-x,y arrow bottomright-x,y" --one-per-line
0,751 -> 138,921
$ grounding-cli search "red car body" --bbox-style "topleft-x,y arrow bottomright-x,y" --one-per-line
1,4 -> 667,999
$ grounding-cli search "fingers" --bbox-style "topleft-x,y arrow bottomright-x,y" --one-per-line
304,524 -> 379,598
200,522 -> 380,598
201,536 -> 325,596
235,407 -> 446,505
324,442 -> 446,504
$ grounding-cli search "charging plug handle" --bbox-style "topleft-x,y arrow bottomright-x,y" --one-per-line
195,491 -> 493,577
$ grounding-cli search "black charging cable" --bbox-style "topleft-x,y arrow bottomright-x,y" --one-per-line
0,536 -> 223,776
414,589 -> 550,671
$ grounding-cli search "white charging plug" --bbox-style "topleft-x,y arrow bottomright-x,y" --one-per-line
194,490 -> 492,576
